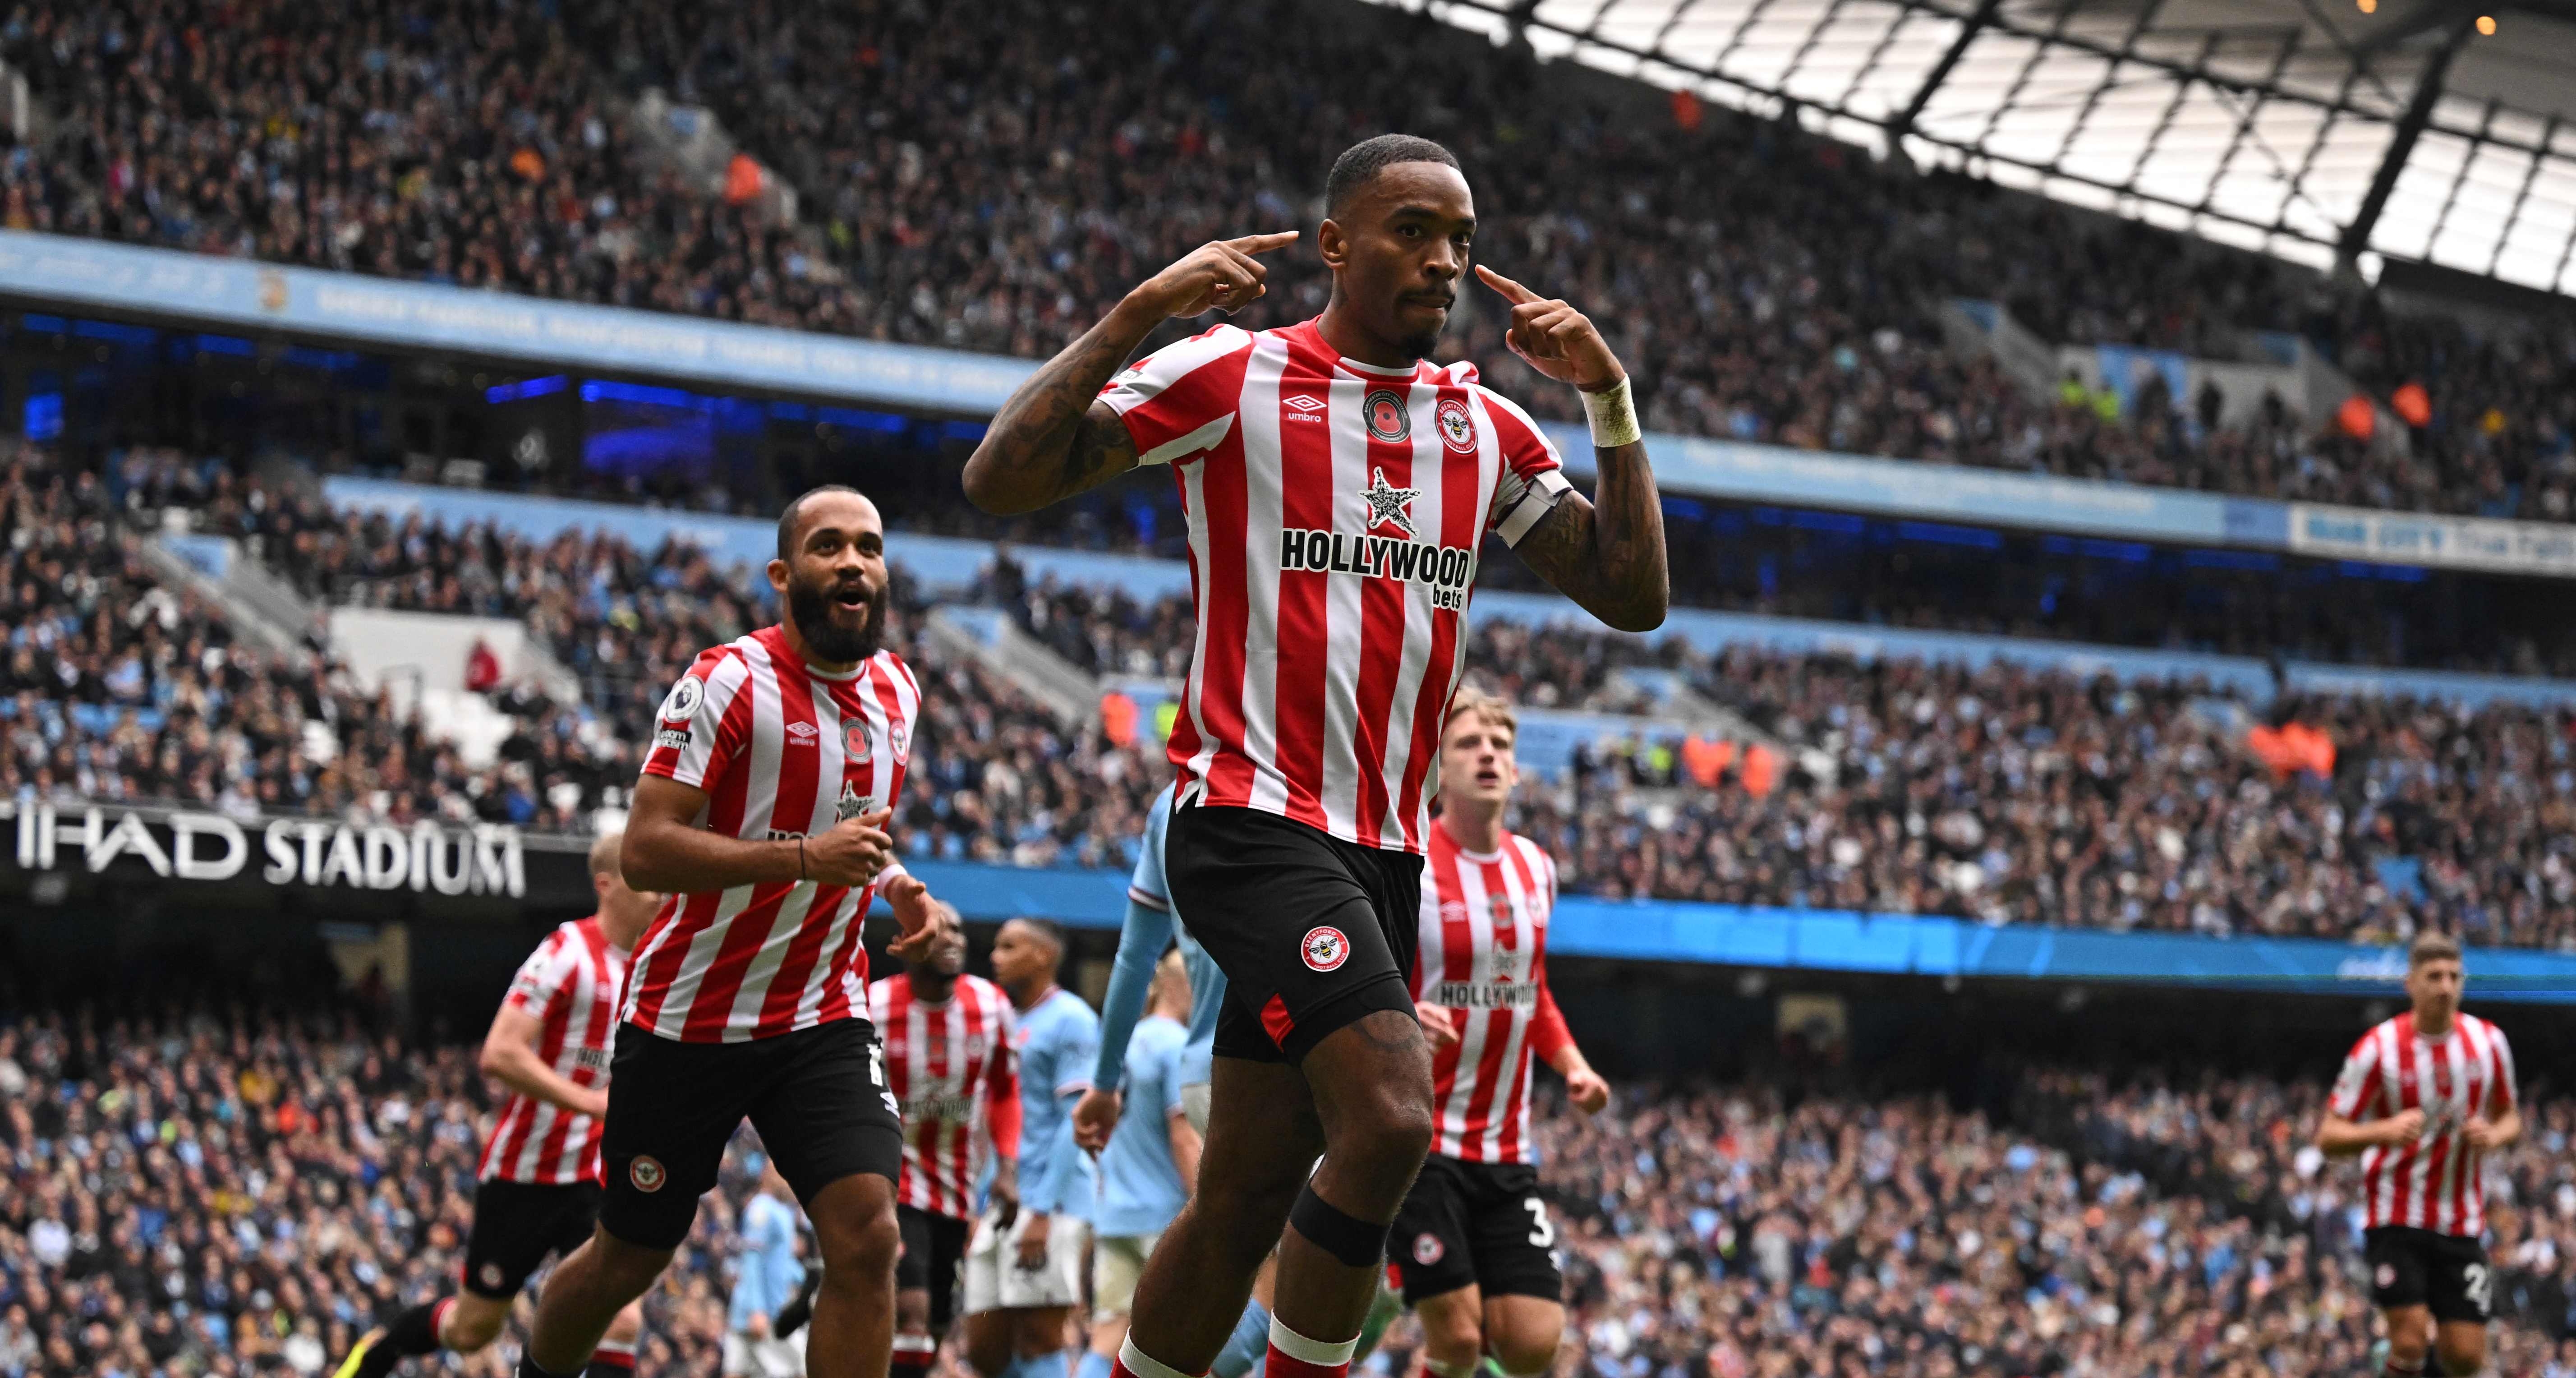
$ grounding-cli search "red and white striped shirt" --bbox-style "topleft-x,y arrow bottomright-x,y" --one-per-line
1410,821 -> 1571,1165
1101,319 -> 1572,854
629,625 -> 920,1043
478,916 -> 628,1185
2328,1011 -> 2518,1237
870,973 -> 1022,1219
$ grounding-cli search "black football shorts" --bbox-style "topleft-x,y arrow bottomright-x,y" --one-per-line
1162,802 -> 1423,1066
460,1180 -> 601,1299
1388,1153 -> 1563,1304
2366,1225 -> 2493,1323
598,1018 -> 905,1250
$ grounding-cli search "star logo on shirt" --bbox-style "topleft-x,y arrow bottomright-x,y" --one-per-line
1362,467 -> 1419,537
1492,946 -> 1523,982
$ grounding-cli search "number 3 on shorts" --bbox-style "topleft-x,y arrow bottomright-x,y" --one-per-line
1524,1198 -> 1555,1248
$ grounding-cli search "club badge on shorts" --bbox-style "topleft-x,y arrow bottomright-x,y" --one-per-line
1413,1233 -> 1444,1265
479,1262 -> 506,1290
1302,926 -> 1350,972
630,1155 -> 667,1193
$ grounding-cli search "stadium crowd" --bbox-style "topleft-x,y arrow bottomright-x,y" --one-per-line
0,446 -> 612,834
8,998 -> 2576,1378
4,0 -> 2574,523
13,445 -> 2576,949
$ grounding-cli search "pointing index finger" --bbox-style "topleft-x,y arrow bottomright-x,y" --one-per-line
1226,230 -> 1301,254
1476,264 -> 1541,304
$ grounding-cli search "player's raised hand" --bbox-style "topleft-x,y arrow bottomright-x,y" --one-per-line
1073,1087 -> 1122,1154
1127,232 -> 1299,320
803,807 -> 894,887
1414,1000 -> 1459,1049
1476,265 -> 1625,393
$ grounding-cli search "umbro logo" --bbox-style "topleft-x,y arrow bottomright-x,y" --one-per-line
786,722 -> 820,746
1283,395 -> 1326,412
1282,394 -> 1327,424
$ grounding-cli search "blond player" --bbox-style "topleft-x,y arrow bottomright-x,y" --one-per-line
1395,691 -> 1606,1378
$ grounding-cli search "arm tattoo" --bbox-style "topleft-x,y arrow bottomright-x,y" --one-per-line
964,308 -> 1153,513
1514,438 -> 1669,632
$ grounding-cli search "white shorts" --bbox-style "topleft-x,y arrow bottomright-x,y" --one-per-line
721,1328 -> 806,1378
1091,1233 -> 1161,1321
1182,1082 -> 1210,1136
964,1208 -> 1090,1313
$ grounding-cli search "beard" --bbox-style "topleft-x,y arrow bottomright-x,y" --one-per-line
787,572 -> 889,665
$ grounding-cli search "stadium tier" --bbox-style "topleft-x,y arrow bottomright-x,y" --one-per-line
20,460 -> 2570,954
10,4 -> 2576,1377
0,0 -> 2573,535
7,1001 -> 2576,1378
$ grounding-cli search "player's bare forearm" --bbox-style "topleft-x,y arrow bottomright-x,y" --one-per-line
624,774 -> 890,893
965,232 -> 1296,514
480,1009 -> 603,1115
1168,1110 -> 1203,1195
622,779 -> 801,895
1514,442 -> 1668,633
2316,1112 -> 2409,1156
961,303 -> 1153,515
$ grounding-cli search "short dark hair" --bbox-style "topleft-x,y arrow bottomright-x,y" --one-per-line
2410,931 -> 2462,968
777,484 -> 864,561
1008,917 -> 1068,965
1325,134 -> 1462,218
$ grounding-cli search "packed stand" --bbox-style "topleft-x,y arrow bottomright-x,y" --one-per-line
137,466 -> 2576,949
563,0 -> 2575,520
1496,629 -> 2576,952
1535,1069 -> 2576,1378
4,0 -> 2572,520
0,1002 -> 792,1378
11,999 -> 2576,1378
964,576 -> 2576,950
1,0 -> 844,327
0,445 -> 611,833
178,471 -> 1166,870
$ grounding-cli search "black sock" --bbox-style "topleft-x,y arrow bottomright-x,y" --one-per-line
350,1301 -> 444,1378
381,1302 -> 445,1357
774,1268 -> 821,1338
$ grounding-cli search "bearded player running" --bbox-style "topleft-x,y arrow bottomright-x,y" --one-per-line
965,133 -> 1666,1378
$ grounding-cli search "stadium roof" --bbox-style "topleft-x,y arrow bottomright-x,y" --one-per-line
1371,0 -> 2576,298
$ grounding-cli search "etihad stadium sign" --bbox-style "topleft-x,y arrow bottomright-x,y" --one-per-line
5,801 -> 526,897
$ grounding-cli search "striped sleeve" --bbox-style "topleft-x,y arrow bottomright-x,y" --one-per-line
1097,325 -> 1252,466
2488,1021 -> 2517,1112
1477,388 -> 1574,547
640,645 -> 752,789
2328,1033 -> 2380,1120
502,930 -> 576,1018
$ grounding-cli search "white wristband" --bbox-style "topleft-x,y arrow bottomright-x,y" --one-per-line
1582,376 -> 1640,449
